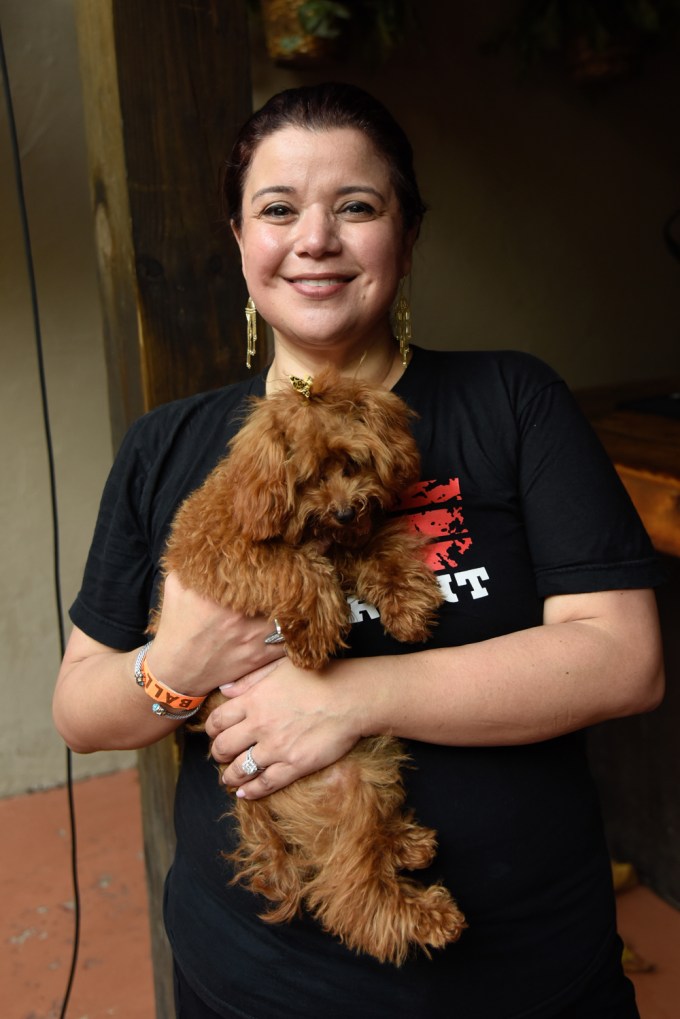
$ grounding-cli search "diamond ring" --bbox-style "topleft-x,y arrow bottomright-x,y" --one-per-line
242,745 -> 263,777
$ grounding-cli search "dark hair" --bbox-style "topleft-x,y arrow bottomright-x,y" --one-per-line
223,82 -> 426,235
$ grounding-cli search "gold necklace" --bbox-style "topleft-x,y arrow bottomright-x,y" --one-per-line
266,341 -> 404,396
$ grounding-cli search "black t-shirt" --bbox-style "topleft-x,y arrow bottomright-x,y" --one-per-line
71,348 -> 663,1018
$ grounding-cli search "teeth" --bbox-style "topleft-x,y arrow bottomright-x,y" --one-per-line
296,278 -> 346,286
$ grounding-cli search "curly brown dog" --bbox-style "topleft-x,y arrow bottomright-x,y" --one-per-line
159,367 -> 467,965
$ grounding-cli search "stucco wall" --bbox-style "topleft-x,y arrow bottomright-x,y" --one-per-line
1,0 -> 678,796
0,0 -> 136,794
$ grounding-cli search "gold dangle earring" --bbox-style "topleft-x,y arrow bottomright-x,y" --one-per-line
394,278 -> 412,366
245,296 -> 257,369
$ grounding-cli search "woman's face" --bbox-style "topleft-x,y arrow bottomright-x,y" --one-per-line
232,126 -> 415,358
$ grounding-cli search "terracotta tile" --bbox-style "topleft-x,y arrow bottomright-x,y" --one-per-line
0,768 -> 154,1019
2,767 -> 678,1018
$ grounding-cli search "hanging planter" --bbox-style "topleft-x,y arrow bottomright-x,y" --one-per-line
253,0 -> 412,68
259,0 -> 350,67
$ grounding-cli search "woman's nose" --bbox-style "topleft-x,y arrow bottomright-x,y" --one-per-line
294,207 -> 341,258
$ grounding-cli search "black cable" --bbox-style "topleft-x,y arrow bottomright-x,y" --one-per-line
0,20 -> 80,1019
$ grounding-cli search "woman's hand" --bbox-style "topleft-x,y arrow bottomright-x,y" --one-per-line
204,657 -> 363,800
146,571 -> 286,697
53,573 -> 287,754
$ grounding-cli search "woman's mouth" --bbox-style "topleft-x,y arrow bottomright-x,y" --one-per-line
294,278 -> 349,287
287,275 -> 355,297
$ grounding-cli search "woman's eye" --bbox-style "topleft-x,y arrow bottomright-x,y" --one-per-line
261,203 -> 294,220
340,201 -> 375,218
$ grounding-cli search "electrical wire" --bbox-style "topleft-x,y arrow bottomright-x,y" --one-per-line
0,20 -> 80,1019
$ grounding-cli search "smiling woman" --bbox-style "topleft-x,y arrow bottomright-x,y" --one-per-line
232,126 -> 413,374
54,82 -> 665,1019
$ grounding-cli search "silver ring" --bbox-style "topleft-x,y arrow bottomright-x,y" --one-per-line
264,618 -> 286,645
242,745 -> 263,777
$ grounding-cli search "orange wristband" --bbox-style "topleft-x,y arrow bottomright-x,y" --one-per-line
140,660 -> 206,711
133,641 -> 206,713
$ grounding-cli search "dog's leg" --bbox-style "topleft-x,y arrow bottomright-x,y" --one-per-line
352,522 -> 444,644
302,745 -> 466,965
254,548 -> 351,670
226,797 -> 308,922
238,738 -> 466,966
175,539 -> 352,670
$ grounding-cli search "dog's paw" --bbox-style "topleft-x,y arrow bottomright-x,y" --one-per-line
392,825 -> 438,871
337,880 -> 466,967
380,603 -> 437,644
406,883 -> 467,953
279,618 -> 348,670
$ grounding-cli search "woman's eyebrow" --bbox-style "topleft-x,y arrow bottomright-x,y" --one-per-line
251,185 -> 295,202
336,185 -> 386,201
250,184 -> 387,203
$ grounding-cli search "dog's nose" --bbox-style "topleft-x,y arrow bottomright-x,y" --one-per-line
335,506 -> 356,524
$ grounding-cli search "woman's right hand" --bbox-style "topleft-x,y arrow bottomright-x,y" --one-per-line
145,571 -> 286,698
53,572 -> 285,754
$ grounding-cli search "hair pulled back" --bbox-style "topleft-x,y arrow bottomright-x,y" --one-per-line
223,82 -> 426,235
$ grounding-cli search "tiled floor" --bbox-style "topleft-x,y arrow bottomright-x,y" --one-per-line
1,768 -> 154,1019
1,768 -> 678,1019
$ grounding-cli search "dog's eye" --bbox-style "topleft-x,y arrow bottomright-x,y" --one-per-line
342,460 -> 361,478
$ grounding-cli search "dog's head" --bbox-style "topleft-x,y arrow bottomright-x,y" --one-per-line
226,367 -> 421,545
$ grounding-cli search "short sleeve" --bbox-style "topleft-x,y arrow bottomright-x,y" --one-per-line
516,377 -> 664,597
69,420 -> 155,650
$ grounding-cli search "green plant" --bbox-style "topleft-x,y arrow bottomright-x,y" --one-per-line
251,0 -> 414,63
297,2 -> 352,40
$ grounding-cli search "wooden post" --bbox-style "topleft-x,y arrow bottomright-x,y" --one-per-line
75,2 -> 254,1013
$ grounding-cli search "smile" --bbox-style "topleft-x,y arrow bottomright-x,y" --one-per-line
294,278 -> 348,287
287,275 -> 354,287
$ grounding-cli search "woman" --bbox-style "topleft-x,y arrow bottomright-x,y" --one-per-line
54,83 -> 665,1018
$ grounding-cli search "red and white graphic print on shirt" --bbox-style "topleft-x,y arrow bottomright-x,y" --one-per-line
398,477 -> 472,572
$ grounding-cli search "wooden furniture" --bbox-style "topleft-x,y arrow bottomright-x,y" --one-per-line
575,379 -> 680,558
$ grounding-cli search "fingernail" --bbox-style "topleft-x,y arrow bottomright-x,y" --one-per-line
219,683 -> 234,693
236,788 -> 246,798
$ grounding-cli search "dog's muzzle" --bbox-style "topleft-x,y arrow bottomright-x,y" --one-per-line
334,506 -> 357,524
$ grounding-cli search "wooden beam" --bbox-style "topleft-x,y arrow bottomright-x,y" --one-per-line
75,2 -> 254,1013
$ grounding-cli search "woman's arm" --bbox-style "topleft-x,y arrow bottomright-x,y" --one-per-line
52,572 -> 285,753
209,587 -> 664,798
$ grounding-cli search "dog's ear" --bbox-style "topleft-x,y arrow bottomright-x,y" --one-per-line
223,411 -> 293,540
352,387 -> 422,491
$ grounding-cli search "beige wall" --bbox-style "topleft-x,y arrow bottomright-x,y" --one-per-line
1,0 -> 678,796
0,0 -> 135,794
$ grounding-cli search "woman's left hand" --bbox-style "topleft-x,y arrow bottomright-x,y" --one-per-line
204,657 -> 362,799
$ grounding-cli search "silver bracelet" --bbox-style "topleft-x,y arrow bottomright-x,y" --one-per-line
150,701 -> 202,720
134,641 -> 154,687
134,639 -> 203,720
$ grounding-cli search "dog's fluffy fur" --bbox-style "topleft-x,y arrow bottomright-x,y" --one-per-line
160,367 -> 466,965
